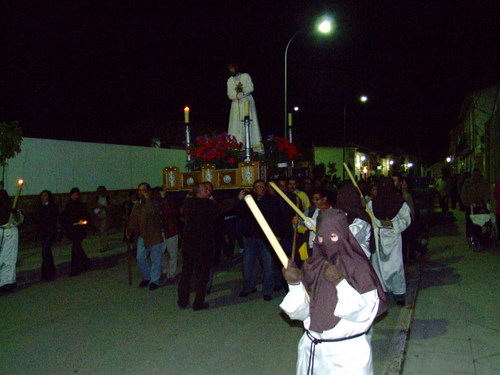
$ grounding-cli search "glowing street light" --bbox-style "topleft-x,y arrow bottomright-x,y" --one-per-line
284,15 -> 335,138
343,95 -> 369,178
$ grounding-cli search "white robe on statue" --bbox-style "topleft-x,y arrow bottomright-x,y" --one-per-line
280,281 -> 380,375
227,73 -> 262,151
368,201 -> 411,295
0,226 -> 19,287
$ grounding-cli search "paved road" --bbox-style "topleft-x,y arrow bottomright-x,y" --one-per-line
1,251 -> 407,375
402,210 -> 499,375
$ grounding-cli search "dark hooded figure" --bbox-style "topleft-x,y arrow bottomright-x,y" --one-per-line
335,183 -> 375,259
368,177 -> 411,305
280,208 -> 387,375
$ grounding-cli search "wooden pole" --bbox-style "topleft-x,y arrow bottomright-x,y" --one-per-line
291,218 -> 298,262
244,195 -> 288,268
6,179 -> 24,229
244,194 -> 309,300
268,181 -> 316,232
126,239 -> 133,286
342,162 -> 378,226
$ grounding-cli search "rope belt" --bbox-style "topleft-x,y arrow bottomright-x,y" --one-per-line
305,329 -> 368,375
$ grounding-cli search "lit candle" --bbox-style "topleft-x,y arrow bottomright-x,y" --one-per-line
184,106 -> 190,123
244,101 -> 249,117
288,112 -> 293,127
7,179 -> 24,229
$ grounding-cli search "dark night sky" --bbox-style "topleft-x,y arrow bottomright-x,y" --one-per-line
1,1 -> 499,163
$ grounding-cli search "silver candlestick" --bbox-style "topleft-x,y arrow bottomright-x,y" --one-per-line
185,124 -> 191,162
243,116 -> 252,162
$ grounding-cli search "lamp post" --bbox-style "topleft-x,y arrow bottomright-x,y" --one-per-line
284,16 -> 334,138
343,95 -> 368,178
288,106 -> 299,143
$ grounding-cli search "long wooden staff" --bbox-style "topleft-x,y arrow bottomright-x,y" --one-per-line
6,179 -> 24,229
244,195 -> 309,299
268,181 -> 316,232
125,203 -> 133,286
291,218 -> 298,262
126,238 -> 133,286
343,163 -> 378,227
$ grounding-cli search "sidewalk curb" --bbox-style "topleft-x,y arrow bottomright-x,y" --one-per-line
382,264 -> 422,375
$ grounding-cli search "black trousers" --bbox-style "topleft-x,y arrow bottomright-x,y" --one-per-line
41,233 -> 56,280
70,239 -> 90,274
177,247 -> 213,306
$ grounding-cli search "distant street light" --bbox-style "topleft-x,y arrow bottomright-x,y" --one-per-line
284,15 -> 335,138
343,95 -> 368,178
293,106 -> 299,112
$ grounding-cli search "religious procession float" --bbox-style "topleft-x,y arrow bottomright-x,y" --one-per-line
162,107 -> 311,191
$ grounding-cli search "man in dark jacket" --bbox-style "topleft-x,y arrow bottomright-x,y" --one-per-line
239,179 -> 284,301
178,182 -> 246,311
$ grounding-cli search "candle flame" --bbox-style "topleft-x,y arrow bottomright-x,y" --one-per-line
184,106 -> 189,112
18,179 -> 24,185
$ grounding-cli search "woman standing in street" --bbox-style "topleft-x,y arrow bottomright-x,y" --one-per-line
34,190 -> 59,281
62,188 -> 90,277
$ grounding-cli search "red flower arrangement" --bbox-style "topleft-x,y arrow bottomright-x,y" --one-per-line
187,133 -> 244,170
263,135 -> 299,166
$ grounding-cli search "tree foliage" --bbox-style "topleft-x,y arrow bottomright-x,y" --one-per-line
0,121 -> 23,167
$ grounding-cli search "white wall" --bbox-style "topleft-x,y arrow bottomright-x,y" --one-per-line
3,137 -> 187,195
313,146 -> 349,177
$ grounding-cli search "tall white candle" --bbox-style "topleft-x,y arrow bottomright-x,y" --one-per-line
244,101 -> 249,117
7,179 -> 24,229
184,106 -> 190,123
244,195 -> 288,268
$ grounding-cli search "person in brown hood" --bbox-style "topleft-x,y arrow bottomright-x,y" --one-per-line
280,208 -> 386,375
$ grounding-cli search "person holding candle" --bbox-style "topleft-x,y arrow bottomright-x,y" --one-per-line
62,187 -> 91,277
280,208 -> 387,375
226,62 -> 262,152
0,189 -> 23,292
369,177 -> 411,306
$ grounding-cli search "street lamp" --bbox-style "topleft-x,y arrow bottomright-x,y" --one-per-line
284,15 -> 335,138
343,95 -> 368,178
